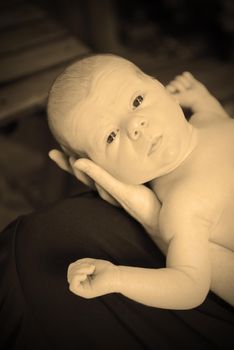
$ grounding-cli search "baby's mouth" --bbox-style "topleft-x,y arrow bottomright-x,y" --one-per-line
147,135 -> 163,156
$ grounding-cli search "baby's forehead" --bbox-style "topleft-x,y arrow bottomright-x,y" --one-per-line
88,63 -> 146,99
97,58 -> 143,79
73,62 -> 153,122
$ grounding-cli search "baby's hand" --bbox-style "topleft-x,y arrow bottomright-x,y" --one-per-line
67,258 -> 119,299
166,72 -> 209,110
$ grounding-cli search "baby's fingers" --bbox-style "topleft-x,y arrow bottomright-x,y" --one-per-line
182,71 -> 196,83
68,262 -> 96,276
166,72 -> 195,94
67,263 -> 95,283
69,274 -> 88,292
167,78 -> 185,92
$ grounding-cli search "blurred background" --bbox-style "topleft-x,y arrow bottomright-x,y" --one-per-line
0,0 -> 234,231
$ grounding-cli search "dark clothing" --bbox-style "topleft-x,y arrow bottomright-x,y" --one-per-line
0,191 -> 233,350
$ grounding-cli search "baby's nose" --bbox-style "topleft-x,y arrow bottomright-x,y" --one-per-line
126,116 -> 147,140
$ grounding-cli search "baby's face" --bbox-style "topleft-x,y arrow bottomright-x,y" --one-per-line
69,61 -> 191,184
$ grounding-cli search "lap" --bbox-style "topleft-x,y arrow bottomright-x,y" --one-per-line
0,191 -> 233,350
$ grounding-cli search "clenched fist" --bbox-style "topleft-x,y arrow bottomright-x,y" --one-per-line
67,258 -> 119,299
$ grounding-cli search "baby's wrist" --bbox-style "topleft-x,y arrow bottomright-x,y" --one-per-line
192,93 -> 223,114
112,264 -> 122,294
190,95 -> 208,112
113,265 -> 126,294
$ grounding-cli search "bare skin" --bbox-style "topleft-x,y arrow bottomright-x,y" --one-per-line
151,72 -> 234,305
49,61 -> 234,309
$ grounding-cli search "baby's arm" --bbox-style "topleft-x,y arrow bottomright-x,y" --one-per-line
209,243 -> 234,306
150,236 -> 234,306
116,194 -> 211,309
166,72 -> 229,119
66,161 -> 233,307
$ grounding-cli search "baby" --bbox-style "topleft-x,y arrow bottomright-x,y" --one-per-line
47,53 -> 234,309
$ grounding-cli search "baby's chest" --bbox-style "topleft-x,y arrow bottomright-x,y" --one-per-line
210,197 -> 234,250
202,154 -> 234,249
157,174 -> 234,250
186,173 -> 234,250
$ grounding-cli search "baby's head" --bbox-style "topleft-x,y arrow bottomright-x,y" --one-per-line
47,54 -> 136,157
47,53 -> 190,184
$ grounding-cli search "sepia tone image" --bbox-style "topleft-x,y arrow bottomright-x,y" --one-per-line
0,0 -> 234,349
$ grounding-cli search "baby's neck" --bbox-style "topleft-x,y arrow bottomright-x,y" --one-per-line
175,122 -> 198,171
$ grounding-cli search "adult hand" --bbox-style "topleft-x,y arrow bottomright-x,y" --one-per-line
73,158 -> 161,235
49,149 -> 119,206
49,149 -> 96,190
49,150 -> 161,235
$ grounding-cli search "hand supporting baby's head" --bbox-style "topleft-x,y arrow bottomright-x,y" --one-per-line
47,53 -> 192,185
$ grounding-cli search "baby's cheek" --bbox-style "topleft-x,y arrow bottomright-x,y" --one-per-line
161,137 -> 181,164
164,146 -> 178,161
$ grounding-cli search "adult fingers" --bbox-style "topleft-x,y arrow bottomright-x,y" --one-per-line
48,149 -> 73,174
74,159 -> 159,229
69,157 -> 96,190
95,183 -> 121,207
74,159 -> 127,204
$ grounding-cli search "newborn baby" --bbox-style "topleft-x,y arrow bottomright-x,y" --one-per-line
47,53 -> 234,309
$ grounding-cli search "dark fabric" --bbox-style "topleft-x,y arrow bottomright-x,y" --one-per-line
0,191 -> 233,350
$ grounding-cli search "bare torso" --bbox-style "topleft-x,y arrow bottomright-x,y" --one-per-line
152,117 -> 234,251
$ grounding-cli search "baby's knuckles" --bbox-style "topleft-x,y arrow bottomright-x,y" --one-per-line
70,258 -> 120,298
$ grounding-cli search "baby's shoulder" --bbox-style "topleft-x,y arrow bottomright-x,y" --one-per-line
159,183 -> 221,238
190,112 -> 234,130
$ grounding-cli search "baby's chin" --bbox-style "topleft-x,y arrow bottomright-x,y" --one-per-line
112,159 -> 181,185
113,170 -> 159,186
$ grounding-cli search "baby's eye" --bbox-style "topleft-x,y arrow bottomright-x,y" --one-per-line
106,130 -> 119,144
132,95 -> 144,109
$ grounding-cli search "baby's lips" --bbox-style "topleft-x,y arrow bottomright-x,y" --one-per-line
147,135 -> 163,156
